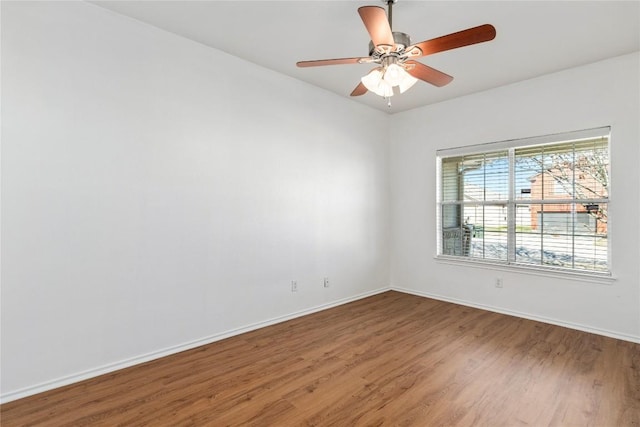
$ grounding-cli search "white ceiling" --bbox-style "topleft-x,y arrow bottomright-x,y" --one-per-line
90,0 -> 639,114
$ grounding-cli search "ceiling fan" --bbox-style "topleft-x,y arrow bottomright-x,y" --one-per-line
296,0 -> 496,103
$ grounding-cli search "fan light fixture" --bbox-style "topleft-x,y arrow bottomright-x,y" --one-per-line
361,62 -> 417,97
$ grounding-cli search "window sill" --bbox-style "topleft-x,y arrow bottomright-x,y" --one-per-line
434,255 -> 616,285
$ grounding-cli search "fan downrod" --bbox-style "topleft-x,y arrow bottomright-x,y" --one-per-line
383,0 -> 397,30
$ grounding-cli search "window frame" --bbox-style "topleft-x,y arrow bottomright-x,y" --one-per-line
435,127 -> 613,282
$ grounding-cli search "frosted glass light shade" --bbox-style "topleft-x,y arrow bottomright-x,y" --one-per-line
398,72 -> 418,93
361,68 -> 383,90
383,63 -> 405,86
377,80 -> 394,97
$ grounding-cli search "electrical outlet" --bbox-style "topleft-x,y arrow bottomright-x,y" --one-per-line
323,277 -> 330,288
495,278 -> 503,288
291,280 -> 298,292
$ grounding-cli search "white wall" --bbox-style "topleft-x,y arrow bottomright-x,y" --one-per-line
390,52 -> 640,342
0,1 -> 390,401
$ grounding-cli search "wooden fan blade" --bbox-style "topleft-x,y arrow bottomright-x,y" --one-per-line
409,24 -> 496,57
296,57 -> 370,67
350,82 -> 368,97
358,6 -> 394,49
405,61 -> 453,87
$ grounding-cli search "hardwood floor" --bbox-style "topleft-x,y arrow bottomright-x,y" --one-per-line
2,291 -> 639,426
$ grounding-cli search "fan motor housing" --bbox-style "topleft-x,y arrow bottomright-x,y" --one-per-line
368,31 -> 412,55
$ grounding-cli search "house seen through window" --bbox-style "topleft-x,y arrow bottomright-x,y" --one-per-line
437,127 -> 610,275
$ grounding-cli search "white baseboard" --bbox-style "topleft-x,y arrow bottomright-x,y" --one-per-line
391,286 -> 640,344
0,286 -> 391,404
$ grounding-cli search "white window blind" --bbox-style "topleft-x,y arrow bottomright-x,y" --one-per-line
437,127 -> 610,275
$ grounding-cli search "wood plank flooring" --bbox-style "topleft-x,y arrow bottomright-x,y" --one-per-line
2,291 -> 639,426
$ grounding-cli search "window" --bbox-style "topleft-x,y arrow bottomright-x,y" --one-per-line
437,127 -> 610,275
